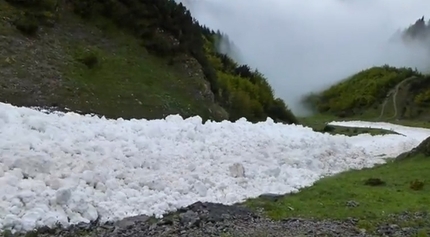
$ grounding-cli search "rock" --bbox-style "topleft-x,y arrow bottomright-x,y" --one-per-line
229,163 -> 246,178
208,104 -> 229,121
179,210 -> 200,227
55,188 -> 71,205
114,215 -> 150,229
258,193 -> 285,202
346,200 -> 360,208
396,135 -> 430,160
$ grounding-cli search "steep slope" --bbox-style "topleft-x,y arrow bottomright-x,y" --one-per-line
0,0 -> 297,124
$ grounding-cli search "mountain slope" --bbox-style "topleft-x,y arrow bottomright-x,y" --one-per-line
0,0 -> 298,124
302,65 -> 430,122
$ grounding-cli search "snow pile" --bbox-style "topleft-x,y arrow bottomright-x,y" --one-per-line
329,120 -> 430,142
0,102 -> 429,232
328,121 -> 430,158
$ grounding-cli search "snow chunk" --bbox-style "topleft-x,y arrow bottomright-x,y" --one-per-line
229,163 -> 246,178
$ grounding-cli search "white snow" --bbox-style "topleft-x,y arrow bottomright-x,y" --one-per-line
0,102 -> 430,233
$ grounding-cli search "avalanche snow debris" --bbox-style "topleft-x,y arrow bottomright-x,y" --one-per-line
0,102 -> 430,233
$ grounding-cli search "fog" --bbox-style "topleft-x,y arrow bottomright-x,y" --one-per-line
178,0 -> 430,115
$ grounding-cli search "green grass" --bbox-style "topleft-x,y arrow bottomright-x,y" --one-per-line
243,154 -> 430,231
51,15 -> 218,120
59,32 -> 208,119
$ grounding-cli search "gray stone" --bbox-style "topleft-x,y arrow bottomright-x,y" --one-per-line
346,200 -> 360,208
114,215 -> 150,229
179,210 -> 200,227
229,163 -> 246,178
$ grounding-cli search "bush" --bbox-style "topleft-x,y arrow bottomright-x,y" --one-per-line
6,0 -> 57,10
322,125 -> 335,132
72,1 -> 94,19
34,10 -> 57,26
14,13 -> 39,36
410,179 -> 424,191
76,50 -> 99,69
267,98 -> 298,124
143,34 -> 176,57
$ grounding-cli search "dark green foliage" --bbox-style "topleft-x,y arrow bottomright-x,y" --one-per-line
7,0 -> 58,34
5,0 -> 57,10
410,76 -> 430,105
14,13 -> 39,36
72,1 -> 94,19
143,32 -> 178,57
78,53 -> 98,69
364,178 -> 386,186
410,179 -> 424,191
267,98 -> 298,124
234,65 -> 253,79
322,124 -> 335,133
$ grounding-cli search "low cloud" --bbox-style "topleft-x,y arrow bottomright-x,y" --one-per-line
178,0 -> 430,115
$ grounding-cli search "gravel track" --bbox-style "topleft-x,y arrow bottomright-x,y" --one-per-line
3,201 -> 429,237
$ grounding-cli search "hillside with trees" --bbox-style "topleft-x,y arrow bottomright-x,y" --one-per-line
302,65 -> 430,121
302,16 -> 430,121
0,0 -> 298,124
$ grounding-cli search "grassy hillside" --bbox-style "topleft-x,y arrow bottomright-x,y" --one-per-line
0,0 -> 297,124
302,65 -> 430,122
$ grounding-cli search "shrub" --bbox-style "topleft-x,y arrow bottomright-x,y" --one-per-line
14,13 -> 39,36
34,10 -> 57,26
143,34 -> 175,57
364,178 -> 386,186
76,50 -> 99,69
5,0 -> 57,10
72,1 -> 94,19
267,98 -> 298,124
410,179 -> 424,191
322,125 -> 335,133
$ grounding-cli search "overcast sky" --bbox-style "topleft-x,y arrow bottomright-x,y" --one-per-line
178,0 -> 430,115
